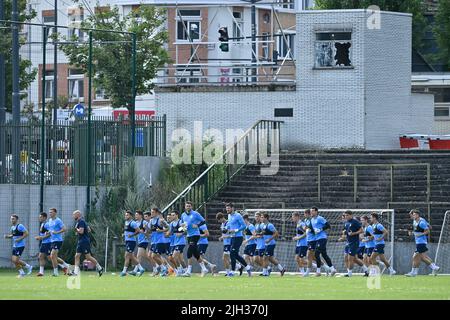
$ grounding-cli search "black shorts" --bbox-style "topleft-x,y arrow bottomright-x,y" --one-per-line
187,235 -> 200,246
347,242 -> 359,257
244,244 -> 257,256
264,244 -> 276,257
138,242 -> 149,249
198,244 -> 208,255
255,248 -> 266,257
357,246 -> 365,259
51,241 -> 63,251
173,245 -> 185,253
415,244 -> 428,253
296,246 -> 308,258
12,247 -> 24,257
151,243 -> 166,254
76,241 -> 91,254
364,247 -> 374,256
308,240 -> 317,251
125,241 -> 136,253
374,244 -> 385,254
223,244 -> 231,254
163,243 -> 171,255
39,243 -> 52,255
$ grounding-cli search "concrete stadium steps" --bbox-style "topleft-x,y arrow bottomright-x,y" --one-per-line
200,151 -> 450,241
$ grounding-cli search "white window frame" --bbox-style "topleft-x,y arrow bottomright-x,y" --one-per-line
175,67 -> 202,83
176,10 -> 202,42
232,12 -> 243,43
277,30 -> 295,60
67,8 -> 84,40
68,70 -> 84,102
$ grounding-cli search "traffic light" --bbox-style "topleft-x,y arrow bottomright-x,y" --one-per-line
218,27 -> 229,52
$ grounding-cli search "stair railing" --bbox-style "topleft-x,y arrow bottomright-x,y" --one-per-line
162,120 -> 284,215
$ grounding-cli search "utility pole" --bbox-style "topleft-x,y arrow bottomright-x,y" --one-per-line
251,0 -> 257,83
0,0 -> 5,183
53,0 -> 58,123
12,0 -> 21,183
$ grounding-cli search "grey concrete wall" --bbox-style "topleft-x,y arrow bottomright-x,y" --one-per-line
0,184 -> 103,267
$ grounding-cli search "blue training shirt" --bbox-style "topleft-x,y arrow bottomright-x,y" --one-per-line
150,217 -> 166,244
413,218 -> 429,245
263,222 -> 276,246
227,212 -> 246,237
11,223 -> 27,248
48,217 -> 65,242
364,225 -> 376,248
39,221 -> 52,244
124,220 -> 138,242
255,223 -> 266,250
244,223 -> 257,246
344,218 -> 361,244
372,223 -> 386,245
296,220 -> 308,247
304,218 -> 316,242
136,219 -> 148,244
169,220 -> 186,246
198,224 -> 209,245
181,210 -> 205,237
220,221 -> 231,245
311,215 -> 328,240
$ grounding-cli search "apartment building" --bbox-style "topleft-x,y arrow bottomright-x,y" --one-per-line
23,0 -> 311,114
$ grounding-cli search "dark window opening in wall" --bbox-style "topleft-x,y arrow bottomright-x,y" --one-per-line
177,20 -> 200,41
179,10 -> 201,17
315,32 -> 352,68
274,108 -> 293,117
428,88 -> 450,103
435,107 -> 449,117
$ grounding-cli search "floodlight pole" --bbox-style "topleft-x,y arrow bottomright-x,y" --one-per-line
131,33 -> 136,157
86,31 -> 93,219
0,0 -> 6,183
40,26 -> 47,213
251,0 -> 257,83
53,0 -> 58,124
12,0 -> 20,183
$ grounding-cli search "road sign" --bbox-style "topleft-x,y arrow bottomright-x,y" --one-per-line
74,103 -> 85,119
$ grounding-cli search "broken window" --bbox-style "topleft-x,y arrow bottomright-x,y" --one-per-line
314,32 -> 352,68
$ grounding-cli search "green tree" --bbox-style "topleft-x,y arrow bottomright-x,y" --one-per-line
0,0 -> 37,112
433,0 -> 450,69
314,0 -> 428,51
60,4 -> 170,109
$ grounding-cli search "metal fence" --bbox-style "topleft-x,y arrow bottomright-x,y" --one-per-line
0,116 -> 166,186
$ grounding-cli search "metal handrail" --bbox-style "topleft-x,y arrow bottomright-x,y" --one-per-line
162,119 -> 283,215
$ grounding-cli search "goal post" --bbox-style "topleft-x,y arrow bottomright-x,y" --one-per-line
241,209 -> 395,274
435,210 -> 450,274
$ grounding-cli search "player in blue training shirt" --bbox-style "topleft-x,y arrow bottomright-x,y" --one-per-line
369,212 -> 396,275
361,215 -> 375,276
197,223 -> 217,276
180,201 -> 209,277
260,213 -> 286,277
342,210 -> 365,277
225,203 -> 251,276
120,210 -> 142,277
143,211 -> 157,275
47,208 -> 71,276
4,214 -> 32,278
72,210 -> 103,276
131,210 -> 150,276
406,209 -> 440,277
242,214 -> 257,276
304,209 -> 319,277
35,212 -> 52,276
308,207 -> 336,276
217,212 -> 233,276
292,211 -> 308,275
168,210 -> 187,276
148,207 -> 170,276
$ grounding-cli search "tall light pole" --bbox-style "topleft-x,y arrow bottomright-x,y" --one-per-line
53,0 -> 58,124
12,0 -> 21,183
0,0 -> 5,183
242,0 -> 262,83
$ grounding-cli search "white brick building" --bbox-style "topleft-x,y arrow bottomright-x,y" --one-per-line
155,9 -> 435,150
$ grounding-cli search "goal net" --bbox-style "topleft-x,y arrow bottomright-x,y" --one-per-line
435,210 -> 450,275
241,209 -> 395,274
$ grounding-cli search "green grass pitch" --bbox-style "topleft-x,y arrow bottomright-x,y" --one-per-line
0,271 -> 449,300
